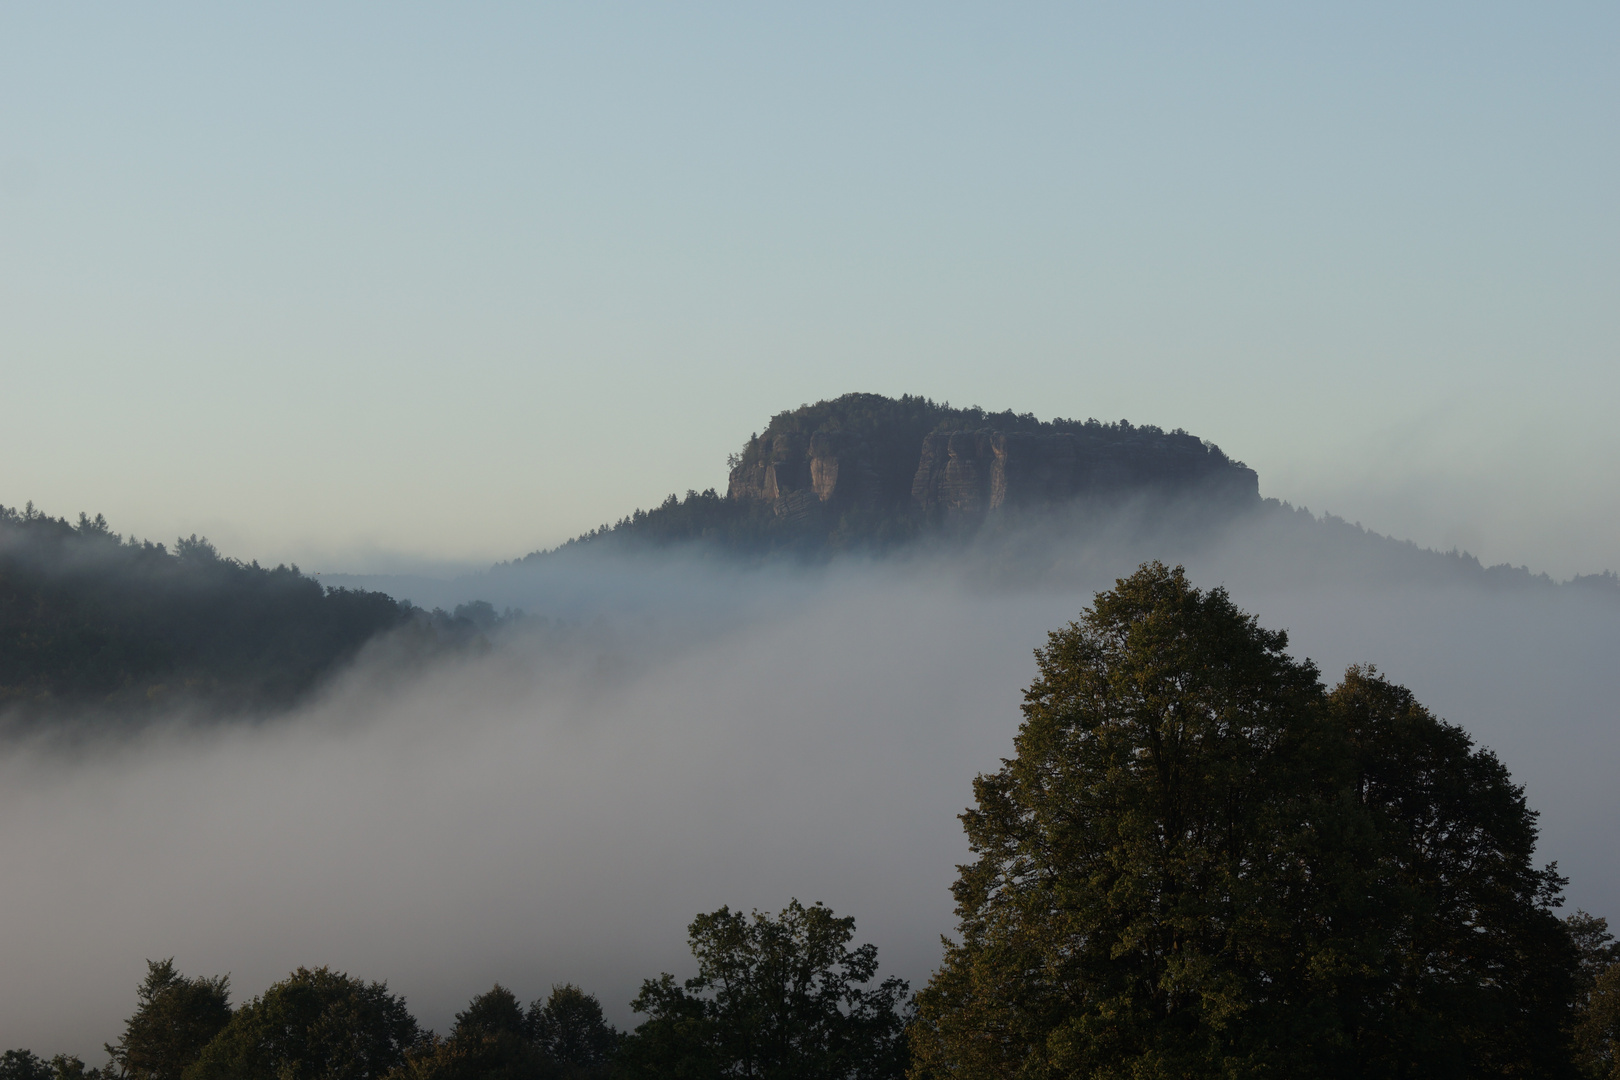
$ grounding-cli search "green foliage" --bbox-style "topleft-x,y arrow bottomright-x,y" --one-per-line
1,1050 -> 106,1080
105,959 -> 230,1080
554,489 -> 753,553
911,562 -> 1580,1079
44,1057 -> 103,1080
911,562 -> 1331,1078
1570,913 -> 1620,1079
0,504 -> 408,715
620,899 -> 911,1080
0,504 -> 521,719
1326,666 -> 1578,1077
390,985 -> 550,1080
183,967 -> 418,1080
388,983 -> 618,1080
528,984 -> 619,1079
0,1051 -> 50,1080
734,393 -> 1160,478
1576,964 -> 1620,1080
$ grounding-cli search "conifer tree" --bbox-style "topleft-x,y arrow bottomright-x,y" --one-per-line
105,959 -> 230,1080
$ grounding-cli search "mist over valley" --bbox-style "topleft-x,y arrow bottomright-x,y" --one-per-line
3,394 -> 1618,1074
8,4 -> 1620,1071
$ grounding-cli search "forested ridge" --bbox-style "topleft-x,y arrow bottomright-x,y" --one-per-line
7,565 -> 1620,1079
8,394 -> 1617,715
0,503 -> 508,719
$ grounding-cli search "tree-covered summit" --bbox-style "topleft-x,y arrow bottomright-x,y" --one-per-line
540,393 -> 1255,559
727,392 -> 1190,477
732,392 -> 1207,466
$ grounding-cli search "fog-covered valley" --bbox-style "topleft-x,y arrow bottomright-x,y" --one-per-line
4,502 -> 1617,1059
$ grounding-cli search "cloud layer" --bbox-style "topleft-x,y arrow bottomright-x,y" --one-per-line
3,518 -> 1617,1059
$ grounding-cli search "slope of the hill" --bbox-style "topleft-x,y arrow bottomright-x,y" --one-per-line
0,505 -> 501,720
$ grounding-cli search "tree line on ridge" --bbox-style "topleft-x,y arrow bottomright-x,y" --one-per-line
0,503 -> 514,720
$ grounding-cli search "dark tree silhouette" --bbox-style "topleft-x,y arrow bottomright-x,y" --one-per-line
911,562 -> 1579,1079
105,959 -> 230,1080
0,503 -> 517,719
389,983 -> 617,1080
620,899 -> 910,1080
528,984 -> 619,1079
184,967 -> 418,1080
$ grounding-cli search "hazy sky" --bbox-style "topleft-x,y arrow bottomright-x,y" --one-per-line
2,3 -> 1616,576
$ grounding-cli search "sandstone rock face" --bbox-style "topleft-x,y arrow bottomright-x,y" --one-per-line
730,422 -> 1257,521
910,429 -> 1258,515
728,433 -> 807,512
728,431 -> 886,519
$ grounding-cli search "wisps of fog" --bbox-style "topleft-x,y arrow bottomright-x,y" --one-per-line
3,502 -> 1618,1059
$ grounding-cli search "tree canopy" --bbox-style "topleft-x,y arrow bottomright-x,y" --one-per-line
620,899 -> 911,1080
183,966 -> 418,1080
0,1050 -> 102,1080
529,983 -> 621,1079
0,502 -> 516,719
387,982 -> 618,1080
105,959 -> 231,1080
910,562 -> 1581,1079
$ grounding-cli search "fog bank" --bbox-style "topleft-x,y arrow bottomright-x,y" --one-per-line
3,515 -> 1617,1058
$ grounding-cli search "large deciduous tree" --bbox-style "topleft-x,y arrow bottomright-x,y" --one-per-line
1325,665 -> 1577,1076
910,562 -> 1579,1079
620,899 -> 910,1079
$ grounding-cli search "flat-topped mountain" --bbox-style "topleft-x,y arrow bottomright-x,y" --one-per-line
549,393 -> 1259,555
729,396 -> 1256,521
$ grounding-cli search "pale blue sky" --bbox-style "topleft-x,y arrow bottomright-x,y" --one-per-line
2,3 -> 1616,576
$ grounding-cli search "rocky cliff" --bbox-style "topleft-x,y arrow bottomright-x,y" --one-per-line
549,393 -> 1259,556
727,430 -> 888,523
726,394 -> 1257,522
909,428 -> 1257,514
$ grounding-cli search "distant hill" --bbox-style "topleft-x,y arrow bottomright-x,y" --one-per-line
530,393 -> 1259,558
0,504 -> 504,721
12,393 -> 1614,719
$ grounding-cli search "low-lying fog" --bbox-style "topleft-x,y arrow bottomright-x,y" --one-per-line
3,507 -> 1618,1058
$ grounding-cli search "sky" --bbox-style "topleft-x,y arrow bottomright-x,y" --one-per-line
2,3 -> 1617,577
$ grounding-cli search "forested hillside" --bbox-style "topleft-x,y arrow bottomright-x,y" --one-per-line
9,393 -> 1616,714
0,504 -> 498,719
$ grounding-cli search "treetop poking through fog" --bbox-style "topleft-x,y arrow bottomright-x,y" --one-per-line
914,562 -> 1586,1078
